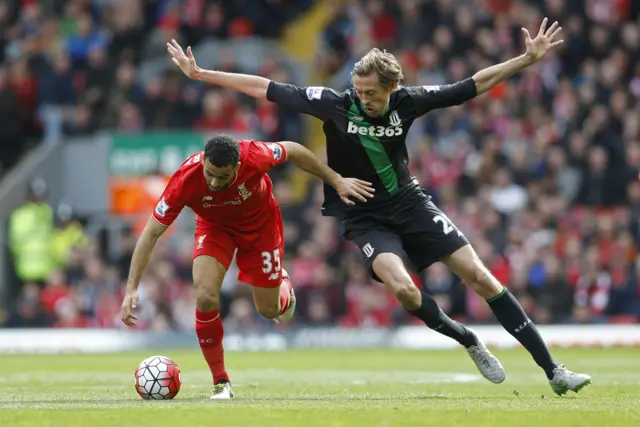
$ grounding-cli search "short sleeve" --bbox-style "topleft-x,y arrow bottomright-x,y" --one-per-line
404,78 -> 477,117
152,171 -> 185,227
248,141 -> 288,173
266,81 -> 344,120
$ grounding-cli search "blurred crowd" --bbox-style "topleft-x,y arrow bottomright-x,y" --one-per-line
0,0 -> 309,176
3,0 -> 640,330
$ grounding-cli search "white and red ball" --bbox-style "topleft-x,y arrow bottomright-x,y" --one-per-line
135,355 -> 182,400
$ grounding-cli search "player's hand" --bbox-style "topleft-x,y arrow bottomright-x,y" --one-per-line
166,39 -> 198,79
522,18 -> 563,63
120,290 -> 139,327
335,178 -> 375,205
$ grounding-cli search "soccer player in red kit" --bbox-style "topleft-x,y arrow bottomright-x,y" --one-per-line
120,134 -> 374,400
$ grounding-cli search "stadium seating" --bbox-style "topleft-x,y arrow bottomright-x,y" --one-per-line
1,0 -> 638,329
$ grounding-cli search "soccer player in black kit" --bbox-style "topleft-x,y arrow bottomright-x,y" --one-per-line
168,18 -> 591,395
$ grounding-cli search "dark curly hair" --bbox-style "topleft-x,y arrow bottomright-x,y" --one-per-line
204,134 -> 240,167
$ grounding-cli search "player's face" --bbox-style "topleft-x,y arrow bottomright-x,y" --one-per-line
202,159 -> 240,191
352,74 -> 396,117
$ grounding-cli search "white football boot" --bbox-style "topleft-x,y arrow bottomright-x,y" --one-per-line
549,365 -> 591,396
275,269 -> 296,323
465,332 -> 507,384
210,381 -> 234,400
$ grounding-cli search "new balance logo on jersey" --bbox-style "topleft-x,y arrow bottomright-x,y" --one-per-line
347,121 -> 403,137
202,196 -> 213,201
362,243 -> 375,258
268,272 -> 279,280
196,234 -> 207,250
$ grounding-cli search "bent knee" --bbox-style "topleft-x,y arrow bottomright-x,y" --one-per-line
466,264 -> 501,297
382,275 -> 421,308
395,283 -> 421,310
373,254 -> 421,308
194,284 -> 220,312
255,303 -> 280,320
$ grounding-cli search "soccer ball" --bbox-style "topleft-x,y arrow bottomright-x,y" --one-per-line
135,355 -> 182,400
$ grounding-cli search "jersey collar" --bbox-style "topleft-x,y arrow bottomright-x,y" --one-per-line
356,98 -> 391,122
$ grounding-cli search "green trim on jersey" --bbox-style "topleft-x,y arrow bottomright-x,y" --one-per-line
348,103 -> 399,194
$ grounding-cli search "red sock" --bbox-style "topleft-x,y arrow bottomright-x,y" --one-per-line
279,275 -> 293,315
195,308 -> 229,384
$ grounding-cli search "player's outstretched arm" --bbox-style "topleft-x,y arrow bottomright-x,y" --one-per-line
473,18 -> 563,95
279,141 -> 375,206
121,217 -> 168,327
166,39 -> 270,99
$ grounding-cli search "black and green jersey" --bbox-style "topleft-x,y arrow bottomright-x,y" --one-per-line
266,78 -> 477,217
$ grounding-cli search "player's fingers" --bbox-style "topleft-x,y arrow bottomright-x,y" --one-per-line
550,40 -> 564,47
356,182 -> 375,192
521,28 -> 531,42
172,58 -> 180,67
545,21 -> 559,37
354,179 -> 373,187
341,196 -> 355,206
355,187 -> 375,198
171,39 -> 184,53
538,17 -> 548,36
187,46 -> 194,58
166,43 -> 176,55
549,26 -> 562,40
350,190 -> 367,203
357,183 -> 375,193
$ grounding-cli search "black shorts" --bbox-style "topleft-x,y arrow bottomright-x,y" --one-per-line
343,188 -> 469,282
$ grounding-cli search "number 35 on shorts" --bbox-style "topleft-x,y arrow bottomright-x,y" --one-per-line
261,249 -> 281,274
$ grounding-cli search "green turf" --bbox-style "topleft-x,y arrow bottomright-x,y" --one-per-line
1,348 -> 638,426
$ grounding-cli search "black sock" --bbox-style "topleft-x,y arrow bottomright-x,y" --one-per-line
487,289 -> 557,379
408,292 -> 478,348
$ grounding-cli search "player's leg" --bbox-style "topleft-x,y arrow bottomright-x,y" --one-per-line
345,218 -> 503,381
347,224 -> 471,339
236,210 -> 295,321
369,247 -> 505,384
377,200 -> 506,383
191,225 -> 236,400
236,205 -> 296,321
442,244 -> 591,394
249,268 -> 295,321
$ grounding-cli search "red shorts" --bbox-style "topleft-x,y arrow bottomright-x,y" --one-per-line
192,205 -> 284,288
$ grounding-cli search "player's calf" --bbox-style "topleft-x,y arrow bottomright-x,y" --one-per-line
251,269 -> 295,321
373,253 -> 478,347
444,245 -> 562,381
255,301 -> 281,319
192,255 -> 230,387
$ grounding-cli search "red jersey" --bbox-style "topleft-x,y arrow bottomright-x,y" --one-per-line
152,140 -> 287,230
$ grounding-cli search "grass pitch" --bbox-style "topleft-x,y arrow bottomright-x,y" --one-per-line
1,347 -> 638,427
